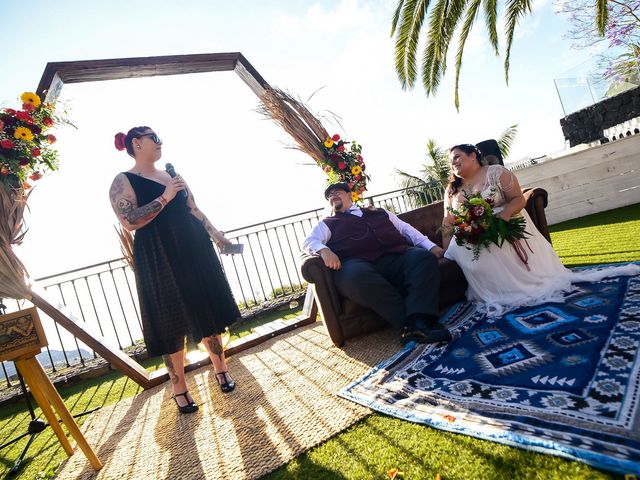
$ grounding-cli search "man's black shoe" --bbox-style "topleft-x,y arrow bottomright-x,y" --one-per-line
401,324 -> 452,345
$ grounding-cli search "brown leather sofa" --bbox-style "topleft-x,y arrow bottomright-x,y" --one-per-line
300,187 -> 551,347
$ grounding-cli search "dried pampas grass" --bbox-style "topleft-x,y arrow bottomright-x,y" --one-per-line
114,224 -> 135,272
258,87 -> 329,164
0,187 -> 32,299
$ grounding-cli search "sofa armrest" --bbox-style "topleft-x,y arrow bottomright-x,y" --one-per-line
299,253 -> 346,346
523,187 -> 551,244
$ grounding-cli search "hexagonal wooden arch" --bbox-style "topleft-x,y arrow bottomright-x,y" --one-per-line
36,52 -> 270,102
29,53 -> 319,390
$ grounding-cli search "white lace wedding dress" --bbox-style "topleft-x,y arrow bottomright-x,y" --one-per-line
444,165 -> 640,317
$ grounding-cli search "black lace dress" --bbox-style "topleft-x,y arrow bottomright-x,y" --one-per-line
123,172 -> 240,356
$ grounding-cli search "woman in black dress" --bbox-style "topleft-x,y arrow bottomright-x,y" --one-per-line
109,126 -> 240,414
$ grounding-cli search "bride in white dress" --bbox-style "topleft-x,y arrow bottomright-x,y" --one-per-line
442,144 -> 639,317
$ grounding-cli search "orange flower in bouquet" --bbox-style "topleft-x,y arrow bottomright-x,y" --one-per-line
447,189 -> 528,261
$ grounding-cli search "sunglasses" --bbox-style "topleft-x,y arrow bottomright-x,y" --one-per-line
138,133 -> 162,145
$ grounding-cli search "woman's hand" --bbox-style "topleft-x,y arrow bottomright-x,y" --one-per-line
214,232 -> 232,250
162,175 -> 187,201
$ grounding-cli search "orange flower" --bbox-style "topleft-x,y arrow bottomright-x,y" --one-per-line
29,172 -> 42,181
23,182 -> 32,190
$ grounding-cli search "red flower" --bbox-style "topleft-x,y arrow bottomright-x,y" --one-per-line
0,139 -> 14,149
357,155 -> 363,162
29,172 -> 42,181
15,111 -> 33,123
332,134 -> 340,141
23,182 -> 32,190
5,108 -> 16,115
337,145 -> 345,152
348,182 -> 354,189
338,161 -> 346,170
0,119 -> 4,130
355,175 -> 361,180
42,117 -> 54,127
22,103 -> 36,112
47,134 -> 57,144
31,148 -> 41,157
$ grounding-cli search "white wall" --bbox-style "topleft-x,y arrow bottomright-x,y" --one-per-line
516,135 -> 640,225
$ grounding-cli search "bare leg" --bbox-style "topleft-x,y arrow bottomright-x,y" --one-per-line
203,334 -> 234,389
163,350 -> 194,407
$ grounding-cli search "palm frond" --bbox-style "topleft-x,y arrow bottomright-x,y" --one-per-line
454,0 -> 482,109
394,0 -> 430,89
483,0 -> 499,55
596,0 -> 608,36
503,0 -> 532,83
497,124 -> 519,158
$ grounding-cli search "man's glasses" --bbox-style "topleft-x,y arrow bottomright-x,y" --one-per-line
138,133 -> 162,145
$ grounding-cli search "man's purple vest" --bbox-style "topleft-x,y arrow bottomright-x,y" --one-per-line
324,208 -> 409,261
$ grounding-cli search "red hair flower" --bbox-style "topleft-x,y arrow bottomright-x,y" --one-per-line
114,132 -> 127,151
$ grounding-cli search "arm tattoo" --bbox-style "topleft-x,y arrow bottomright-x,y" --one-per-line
120,198 -> 163,226
162,354 -> 180,385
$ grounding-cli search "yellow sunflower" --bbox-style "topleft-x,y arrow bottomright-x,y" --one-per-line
351,165 -> 362,175
20,92 -> 41,108
14,127 -> 34,141
323,138 -> 334,148
351,192 -> 359,202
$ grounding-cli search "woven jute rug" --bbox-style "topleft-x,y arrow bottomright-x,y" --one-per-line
56,323 -> 399,480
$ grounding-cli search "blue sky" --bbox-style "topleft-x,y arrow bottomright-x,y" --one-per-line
1,0 -> 600,277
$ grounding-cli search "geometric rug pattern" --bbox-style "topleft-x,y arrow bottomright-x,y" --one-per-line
340,267 -> 640,475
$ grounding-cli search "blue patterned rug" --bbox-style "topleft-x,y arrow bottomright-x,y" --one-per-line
339,265 -> 640,475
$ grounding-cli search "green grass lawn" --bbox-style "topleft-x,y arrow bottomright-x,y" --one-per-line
1,204 -> 638,480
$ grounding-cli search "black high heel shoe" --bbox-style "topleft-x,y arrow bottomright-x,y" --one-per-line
215,371 -> 236,393
171,391 -> 199,414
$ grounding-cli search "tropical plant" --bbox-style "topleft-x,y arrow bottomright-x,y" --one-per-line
391,0 -> 613,109
395,139 -> 449,207
395,125 -> 518,207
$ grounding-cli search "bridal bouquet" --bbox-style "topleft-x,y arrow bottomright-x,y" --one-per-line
446,190 -> 528,261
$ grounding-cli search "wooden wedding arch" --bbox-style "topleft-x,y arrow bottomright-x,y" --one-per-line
28,52 -> 317,389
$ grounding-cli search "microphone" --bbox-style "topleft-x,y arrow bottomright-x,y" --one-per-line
165,163 -> 187,199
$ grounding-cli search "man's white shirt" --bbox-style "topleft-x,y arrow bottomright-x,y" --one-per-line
302,207 -> 437,255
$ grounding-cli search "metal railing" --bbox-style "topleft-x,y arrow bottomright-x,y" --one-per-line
0,184 -> 445,389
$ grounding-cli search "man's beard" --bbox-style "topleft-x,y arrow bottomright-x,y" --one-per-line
332,200 -> 343,212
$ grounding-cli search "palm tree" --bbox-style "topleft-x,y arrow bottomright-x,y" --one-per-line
395,125 -> 518,206
390,0 -> 611,110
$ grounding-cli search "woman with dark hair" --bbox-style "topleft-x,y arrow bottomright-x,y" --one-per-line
442,143 -> 639,316
109,126 -> 240,414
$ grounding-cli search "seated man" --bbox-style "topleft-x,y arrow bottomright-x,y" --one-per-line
303,182 -> 452,345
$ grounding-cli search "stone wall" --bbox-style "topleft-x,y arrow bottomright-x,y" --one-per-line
560,86 -> 640,147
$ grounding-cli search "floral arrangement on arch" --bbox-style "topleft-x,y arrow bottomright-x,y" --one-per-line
259,88 -> 371,203
446,190 -> 528,261
321,134 -> 369,202
0,92 -> 66,191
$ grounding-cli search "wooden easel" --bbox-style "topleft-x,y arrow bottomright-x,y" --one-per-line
0,307 -> 102,471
